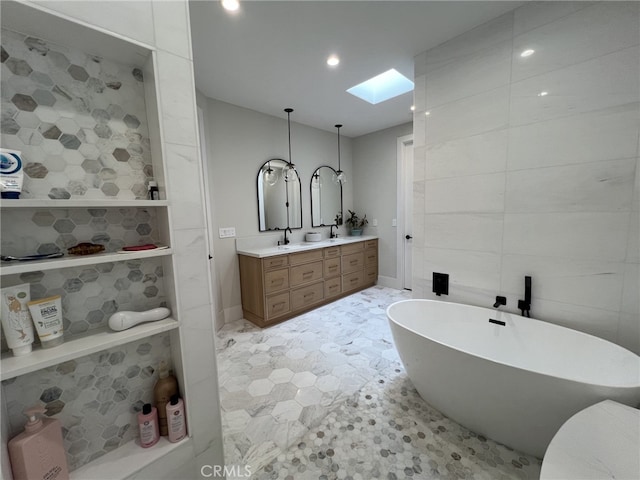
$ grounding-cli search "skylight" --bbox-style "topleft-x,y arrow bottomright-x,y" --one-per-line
346,69 -> 414,104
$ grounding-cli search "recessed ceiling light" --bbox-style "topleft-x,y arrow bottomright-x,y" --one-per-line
346,69 -> 414,105
221,0 -> 239,12
520,49 -> 535,57
538,91 -> 548,97
425,111 -> 431,116
410,105 -> 415,111
327,55 -> 340,67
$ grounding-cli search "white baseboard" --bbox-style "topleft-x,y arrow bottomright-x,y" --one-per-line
224,305 -> 244,324
377,275 -> 402,290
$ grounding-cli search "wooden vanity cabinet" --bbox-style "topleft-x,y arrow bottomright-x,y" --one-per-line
238,239 -> 378,327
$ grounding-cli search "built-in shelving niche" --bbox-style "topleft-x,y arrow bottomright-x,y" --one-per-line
0,2 -> 186,477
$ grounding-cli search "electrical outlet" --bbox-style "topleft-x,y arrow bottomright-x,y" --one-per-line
391,218 -> 397,227
219,227 -> 236,238
372,218 -> 378,227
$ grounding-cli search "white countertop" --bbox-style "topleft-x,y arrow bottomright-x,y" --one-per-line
540,400 -> 640,480
236,235 -> 378,258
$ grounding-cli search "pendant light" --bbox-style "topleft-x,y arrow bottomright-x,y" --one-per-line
283,108 -> 296,183
334,124 -> 346,184
263,161 -> 279,186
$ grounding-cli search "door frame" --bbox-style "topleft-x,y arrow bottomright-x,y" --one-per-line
396,134 -> 414,290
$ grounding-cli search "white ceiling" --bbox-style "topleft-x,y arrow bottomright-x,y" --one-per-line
189,1 -> 522,138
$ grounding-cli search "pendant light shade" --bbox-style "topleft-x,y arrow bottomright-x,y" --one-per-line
263,161 -> 278,186
334,124 -> 346,184
283,108 -> 296,183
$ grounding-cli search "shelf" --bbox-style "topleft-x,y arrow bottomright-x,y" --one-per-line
0,248 -> 173,276
0,318 -> 179,380
0,199 -> 168,208
70,436 -> 193,480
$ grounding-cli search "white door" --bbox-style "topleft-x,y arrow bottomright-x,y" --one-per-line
397,135 -> 414,291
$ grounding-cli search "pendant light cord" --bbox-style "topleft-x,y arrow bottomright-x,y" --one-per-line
285,108 -> 294,167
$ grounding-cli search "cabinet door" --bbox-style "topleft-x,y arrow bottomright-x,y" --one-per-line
365,265 -> 378,285
324,277 -> 342,299
264,268 -> 289,294
364,247 -> 378,267
290,260 -> 323,286
324,257 -> 341,278
265,292 -> 290,320
342,271 -> 364,292
290,281 -> 324,310
341,252 -> 364,274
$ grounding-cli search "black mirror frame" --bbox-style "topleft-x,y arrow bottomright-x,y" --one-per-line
309,165 -> 343,228
257,158 -> 303,232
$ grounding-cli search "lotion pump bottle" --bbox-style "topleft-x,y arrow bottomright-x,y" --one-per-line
137,403 -> 159,448
153,361 -> 178,436
166,394 -> 187,443
8,405 -> 70,480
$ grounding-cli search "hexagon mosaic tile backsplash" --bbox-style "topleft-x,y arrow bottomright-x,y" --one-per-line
1,28 -> 154,200
2,333 -> 173,471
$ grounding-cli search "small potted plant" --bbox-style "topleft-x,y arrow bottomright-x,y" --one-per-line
345,209 -> 368,236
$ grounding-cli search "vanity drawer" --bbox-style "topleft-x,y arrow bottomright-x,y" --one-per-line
324,246 -> 341,258
342,252 -> 364,274
290,260 -> 323,286
264,268 -> 289,294
265,291 -> 290,320
342,271 -> 363,292
290,249 -> 323,265
324,257 -> 341,278
364,247 -> 378,267
324,277 -> 342,298
263,255 -> 289,270
365,265 -> 378,284
365,239 -> 378,249
291,281 -> 324,310
341,241 -> 364,255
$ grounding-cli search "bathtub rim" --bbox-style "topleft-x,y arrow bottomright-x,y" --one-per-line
387,298 -> 640,390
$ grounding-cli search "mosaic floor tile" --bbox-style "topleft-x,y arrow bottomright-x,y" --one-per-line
216,286 -> 541,479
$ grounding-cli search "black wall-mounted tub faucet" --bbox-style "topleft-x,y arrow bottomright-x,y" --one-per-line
518,276 -> 532,317
493,296 -> 506,308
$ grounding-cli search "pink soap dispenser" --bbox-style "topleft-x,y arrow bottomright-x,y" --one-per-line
8,405 -> 70,480
137,403 -> 160,448
166,394 -> 187,443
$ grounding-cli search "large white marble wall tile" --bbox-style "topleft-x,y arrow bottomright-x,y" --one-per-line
512,2 -> 640,83
33,0 -> 155,46
413,108 -> 426,149
426,86 -> 510,145
426,41 -> 512,110
181,304 -> 217,386
413,179 -> 425,218
501,254 -> 625,312
510,46 -> 640,127
172,228 -> 212,311
513,1 -> 597,37
621,262 -> 639,314
425,13 -> 513,73
503,212 -> 629,261
627,211 -> 639,263
507,104 -> 640,171
165,143 -> 206,230
425,129 -> 508,179
424,214 -> 503,254
423,248 -> 501,293
156,50 -> 198,146
189,376 -> 224,456
413,146 -> 426,182
505,158 -> 636,213
152,0 -> 192,59
424,173 -> 505,214
412,245 -> 424,280
530,298 -> 620,343
413,74 -> 426,112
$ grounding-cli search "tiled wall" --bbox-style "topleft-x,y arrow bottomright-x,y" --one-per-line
1,29 -> 153,200
413,2 -> 640,353
2,332 -> 172,471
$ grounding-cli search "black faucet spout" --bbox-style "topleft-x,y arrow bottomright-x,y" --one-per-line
330,225 -> 336,238
493,296 -> 506,308
283,227 -> 292,245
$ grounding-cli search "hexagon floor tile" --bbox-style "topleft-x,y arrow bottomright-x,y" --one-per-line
216,286 -> 542,480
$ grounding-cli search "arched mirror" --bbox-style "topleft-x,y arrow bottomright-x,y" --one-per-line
257,158 -> 302,231
310,166 -> 343,227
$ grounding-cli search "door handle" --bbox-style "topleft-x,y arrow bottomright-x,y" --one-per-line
405,235 -> 413,240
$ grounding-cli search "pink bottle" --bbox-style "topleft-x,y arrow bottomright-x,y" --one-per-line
166,394 -> 187,443
137,403 -> 160,448
8,405 -> 70,480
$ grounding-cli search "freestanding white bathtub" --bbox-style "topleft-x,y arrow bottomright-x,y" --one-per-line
387,299 -> 640,458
